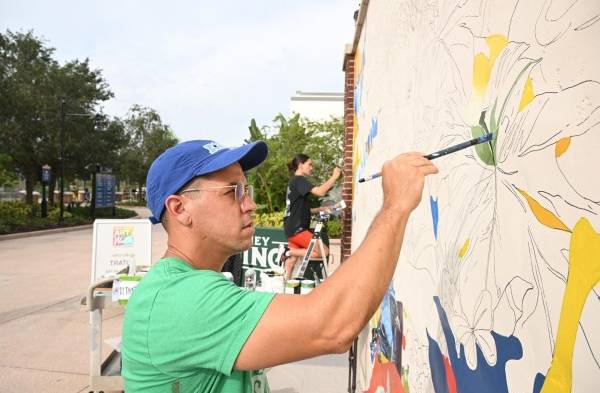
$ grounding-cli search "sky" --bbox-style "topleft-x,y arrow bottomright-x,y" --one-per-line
0,0 -> 358,146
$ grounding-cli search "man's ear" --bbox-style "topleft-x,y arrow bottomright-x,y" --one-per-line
164,195 -> 192,226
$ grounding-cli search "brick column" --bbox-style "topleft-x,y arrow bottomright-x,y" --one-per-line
341,50 -> 355,262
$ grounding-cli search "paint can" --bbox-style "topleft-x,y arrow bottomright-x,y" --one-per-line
285,279 -> 300,294
300,279 -> 315,294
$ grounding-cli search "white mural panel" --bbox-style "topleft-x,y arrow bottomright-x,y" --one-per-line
351,1 -> 600,392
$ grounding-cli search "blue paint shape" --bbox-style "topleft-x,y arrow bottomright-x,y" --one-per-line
367,117 -> 378,151
430,196 -> 439,239
355,115 -> 380,185
354,75 -> 363,115
533,373 -> 546,393
427,330 -> 450,393
428,296 -> 524,393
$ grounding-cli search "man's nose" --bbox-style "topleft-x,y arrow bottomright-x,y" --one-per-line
240,195 -> 256,212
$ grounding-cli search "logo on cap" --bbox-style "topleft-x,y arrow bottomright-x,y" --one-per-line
203,142 -> 225,155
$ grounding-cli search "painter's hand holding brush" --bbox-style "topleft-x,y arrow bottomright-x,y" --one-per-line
381,152 -> 439,214
307,152 -> 438,343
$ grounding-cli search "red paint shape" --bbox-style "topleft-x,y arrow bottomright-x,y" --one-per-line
364,360 -> 406,393
443,356 -> 458,393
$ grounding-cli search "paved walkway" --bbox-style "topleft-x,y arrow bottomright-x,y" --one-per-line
0,207 -> 349,392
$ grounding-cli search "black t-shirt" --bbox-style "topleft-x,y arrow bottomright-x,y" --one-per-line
283,175 -> 314,237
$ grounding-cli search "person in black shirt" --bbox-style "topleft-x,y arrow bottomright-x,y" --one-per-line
282,153 -> 341,278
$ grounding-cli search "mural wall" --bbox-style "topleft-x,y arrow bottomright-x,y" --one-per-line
350,1 -> 599,392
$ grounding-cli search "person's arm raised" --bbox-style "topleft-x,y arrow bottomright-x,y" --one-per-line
310,167 -> 341,197
235,153 -> 438,370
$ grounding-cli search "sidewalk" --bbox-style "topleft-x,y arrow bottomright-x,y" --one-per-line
0,206 -> 349,392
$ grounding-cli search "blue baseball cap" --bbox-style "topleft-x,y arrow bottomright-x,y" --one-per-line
146,140 -> 268,224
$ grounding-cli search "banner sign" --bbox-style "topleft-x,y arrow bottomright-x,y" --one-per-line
242,227 -> 288,271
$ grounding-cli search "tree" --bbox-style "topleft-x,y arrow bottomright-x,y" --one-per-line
119,105 -> 179,198
0,153 -> 17,187
0,30 -> 114,204
245,114 -> 343,213
0,30 -> 56,204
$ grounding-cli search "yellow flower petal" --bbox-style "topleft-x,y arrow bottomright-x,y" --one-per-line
472,34 -> 508,98
458,238 -> 470,258
540,218 -> 600,393
555,137 -> 571,158
518,77 -> 535,112
517,188 -> 571,232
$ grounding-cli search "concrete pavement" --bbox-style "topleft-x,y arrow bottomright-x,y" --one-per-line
0,207 -> 349,392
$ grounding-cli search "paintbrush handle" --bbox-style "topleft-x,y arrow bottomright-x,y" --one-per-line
358,133 -> 493,183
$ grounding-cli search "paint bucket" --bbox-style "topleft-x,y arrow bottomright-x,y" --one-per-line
285,279 -> 300,294
271,275 -> 285,293
300,279 -> 315,294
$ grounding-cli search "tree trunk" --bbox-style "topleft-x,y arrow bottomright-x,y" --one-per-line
25,177 -> 34,205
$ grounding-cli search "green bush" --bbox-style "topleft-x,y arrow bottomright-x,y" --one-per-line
252,210 -> 341,238
326,218 -> 342,238
0,201 -> 137,235
253,211 -> 284,228
0,201 -> 31,227
117,200 -> 146,207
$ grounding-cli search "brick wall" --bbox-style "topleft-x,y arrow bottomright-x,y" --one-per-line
341,52 -> 355,262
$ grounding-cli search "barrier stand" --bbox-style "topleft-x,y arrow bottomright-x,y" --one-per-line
83,277 -> 124,392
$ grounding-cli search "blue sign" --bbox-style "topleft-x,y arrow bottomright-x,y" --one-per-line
96,173 -> 116,208
42,167 -> 51,183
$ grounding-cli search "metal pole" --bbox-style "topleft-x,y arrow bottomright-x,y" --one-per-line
59,99 -> 66,223
41,183 -> 47,218
91,169 -> 96,219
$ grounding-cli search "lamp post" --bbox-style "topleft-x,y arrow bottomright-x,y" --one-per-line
41,164 -> 51,218
59,99 -> 103,223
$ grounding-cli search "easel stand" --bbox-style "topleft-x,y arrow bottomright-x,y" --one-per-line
292,211 -> 330,281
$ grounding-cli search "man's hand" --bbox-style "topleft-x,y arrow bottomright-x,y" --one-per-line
381,152 -> 438,213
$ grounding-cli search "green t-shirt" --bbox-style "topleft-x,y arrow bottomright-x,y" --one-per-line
122,257 -> 276,392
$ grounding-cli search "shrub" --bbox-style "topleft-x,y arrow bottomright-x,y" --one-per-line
326,218 -> 342,238
0,201 -> 31,227
253,211 -> 284,228
252,210 -> 342,238
0,201 -> 137,235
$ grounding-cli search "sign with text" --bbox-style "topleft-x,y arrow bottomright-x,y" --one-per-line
96,173 -> 116,208
91,219 -> 152,282
242,227 -> 288,271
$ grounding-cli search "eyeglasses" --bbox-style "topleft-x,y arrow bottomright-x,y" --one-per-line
179,181 -> 254,203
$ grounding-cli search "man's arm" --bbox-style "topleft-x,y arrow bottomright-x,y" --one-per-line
235,153 -> 437,370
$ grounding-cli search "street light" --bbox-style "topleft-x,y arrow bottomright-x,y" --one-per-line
59,99 -> 103,223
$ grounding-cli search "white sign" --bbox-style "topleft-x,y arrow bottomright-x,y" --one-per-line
91,219 -> 152,282
111,277 -> 142,303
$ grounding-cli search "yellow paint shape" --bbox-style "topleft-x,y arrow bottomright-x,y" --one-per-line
555,137 -> 571,158
379,353 -> 390,364
517,188 -> 571,232
458,239 -> 470,258
518,77 -> 535,112
354,49 -> 362,78
540,218 -> 600,393
472,35 -> 508,98
370,307 -> 382,328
